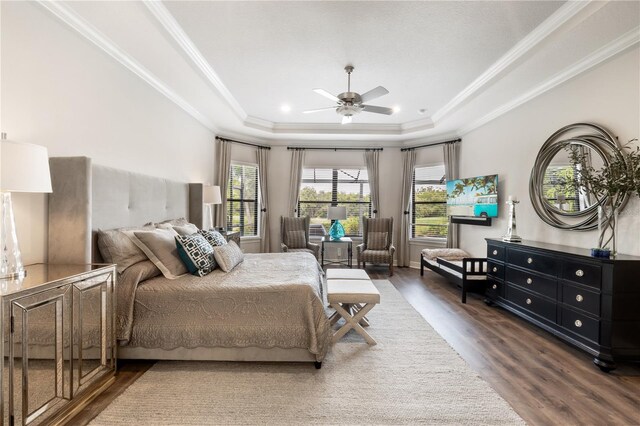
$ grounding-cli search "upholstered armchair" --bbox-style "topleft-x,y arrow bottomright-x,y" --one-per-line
280,216 -> 320,260
357,217 -> 395,276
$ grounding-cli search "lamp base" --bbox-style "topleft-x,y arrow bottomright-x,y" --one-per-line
1,192 -> 25,281
329,220 -> 345,240
0,269 -> 26,281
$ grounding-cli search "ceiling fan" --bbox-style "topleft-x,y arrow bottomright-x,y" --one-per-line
303,65 -> 393,124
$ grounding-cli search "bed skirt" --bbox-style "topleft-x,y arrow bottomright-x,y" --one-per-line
118,346 -> 318,362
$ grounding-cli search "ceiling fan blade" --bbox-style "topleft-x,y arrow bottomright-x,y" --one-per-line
362,105 -> 394,115
360,86 -> 389,103
303,107 -> 337,114
341,115 -> 353,125
313,88 -> 341,103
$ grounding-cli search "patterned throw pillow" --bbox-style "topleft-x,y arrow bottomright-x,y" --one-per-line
367,231 -> 388,250
199,229 -> 228,247
213,241 -> 244,272
286,230 -> 307,249
175,234 -> 216,277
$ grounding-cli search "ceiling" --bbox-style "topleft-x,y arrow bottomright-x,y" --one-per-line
42,1 -> 640,144
164,1 -> 562,125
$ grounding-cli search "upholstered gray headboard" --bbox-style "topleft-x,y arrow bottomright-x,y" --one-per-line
48,157 -> 204,264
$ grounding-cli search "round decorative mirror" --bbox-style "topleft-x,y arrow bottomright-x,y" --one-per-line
530,123 -> 627,230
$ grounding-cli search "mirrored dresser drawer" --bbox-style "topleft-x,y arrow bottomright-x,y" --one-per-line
1,264 -> 116,426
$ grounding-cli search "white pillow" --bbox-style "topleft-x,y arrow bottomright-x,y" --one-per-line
213,241 -> 244,272
126,228 -> 187,279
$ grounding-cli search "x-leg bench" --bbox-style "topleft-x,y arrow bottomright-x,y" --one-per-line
327,279 -> 380,345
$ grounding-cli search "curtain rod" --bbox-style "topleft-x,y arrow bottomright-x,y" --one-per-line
286,147 -> 383,151
400,138 -> 461,151
216,136 -> 271,150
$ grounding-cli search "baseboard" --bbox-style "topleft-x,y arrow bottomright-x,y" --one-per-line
409,261 -> 421,269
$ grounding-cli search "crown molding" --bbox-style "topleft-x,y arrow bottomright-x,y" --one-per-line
401,118 -> 435,133
271,122 -> 402,135
143,0 -> 247,121
459,26 -> 640,136
431,0 -> 592,124
37,0 -> 218,133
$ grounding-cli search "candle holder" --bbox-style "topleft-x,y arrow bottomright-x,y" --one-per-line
502,199 -> 522,242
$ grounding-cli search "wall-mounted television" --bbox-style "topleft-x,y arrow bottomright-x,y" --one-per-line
446,174 -> 499,220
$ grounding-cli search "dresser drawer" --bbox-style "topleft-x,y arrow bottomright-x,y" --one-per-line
487,260 -> 504,280
506,266 -> 557,299
506,285 -> 556,322
507,249 -> 559,276
486,279 -> 504,300
562,261 -> 601,289
561,308 -> 600,343
487,244 -> 505,262
561,283 -> 600,316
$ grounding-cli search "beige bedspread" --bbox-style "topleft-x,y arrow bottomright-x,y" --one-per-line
116,252 -> 330,360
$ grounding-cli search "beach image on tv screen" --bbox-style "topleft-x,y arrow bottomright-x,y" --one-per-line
446,174 -> 499,218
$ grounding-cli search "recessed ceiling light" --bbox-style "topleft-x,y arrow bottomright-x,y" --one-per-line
393,106 -> 401,113
281,104 -> 291,113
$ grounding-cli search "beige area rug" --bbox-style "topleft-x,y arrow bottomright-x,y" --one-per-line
90,280 -> 523,425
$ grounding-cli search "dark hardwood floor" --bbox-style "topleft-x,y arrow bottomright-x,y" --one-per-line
75,266 -> 640,425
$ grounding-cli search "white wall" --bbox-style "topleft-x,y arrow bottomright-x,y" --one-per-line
458,47 -> 640,257
1,2 -> 215,264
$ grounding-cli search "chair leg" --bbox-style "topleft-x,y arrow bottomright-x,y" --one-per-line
389,262 -> 394,277
362,262 -> 366,269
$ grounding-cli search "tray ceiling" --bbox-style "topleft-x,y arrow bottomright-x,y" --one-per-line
33,0 -> 640,144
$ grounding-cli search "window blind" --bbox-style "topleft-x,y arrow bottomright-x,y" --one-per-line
226,164 -> 259,236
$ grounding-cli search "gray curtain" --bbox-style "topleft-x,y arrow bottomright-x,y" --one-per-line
288,149 -> 305,217
443,141 -> 460,248
364,150 -> 380,217
256,148 -> 271,253
398,149 -> 416,267
214,139 -> 231,229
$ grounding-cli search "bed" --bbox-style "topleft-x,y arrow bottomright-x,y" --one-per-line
420,249 -> 487,303
47,157 -> 330,366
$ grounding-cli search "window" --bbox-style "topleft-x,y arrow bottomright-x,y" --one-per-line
412,165 -> 448,239
542,165 -> 584,213
226,163 -> 259,236
298,168 -> 371,237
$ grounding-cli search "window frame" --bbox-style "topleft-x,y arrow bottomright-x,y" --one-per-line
226,161 -> 260,237
411,165 -> 448,240
298,167 -> 372,238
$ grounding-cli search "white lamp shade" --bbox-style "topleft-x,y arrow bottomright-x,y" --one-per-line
327,206 -> 347,220
203,185 -> 222,204
1,140 -> 52,193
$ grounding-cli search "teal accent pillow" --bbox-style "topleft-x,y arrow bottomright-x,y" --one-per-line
199,229 -> 228,247
175,234 -> 216,277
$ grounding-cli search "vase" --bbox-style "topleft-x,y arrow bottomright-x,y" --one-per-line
329,220 -> 345,240
597,200 -> 617,257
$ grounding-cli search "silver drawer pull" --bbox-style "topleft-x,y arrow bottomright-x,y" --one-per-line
492,267 -> 498,273
526,278 -> 532,284
575,319 -> 582,328
526,298 -> 532,305
575,269 -> 584,277
527,257 -> 533,264
492,250 -> 498,255
492,284 -> 497,290
576,294 -> 584,302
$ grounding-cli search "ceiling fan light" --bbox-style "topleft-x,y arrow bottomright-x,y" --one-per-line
341,115 -> 352,125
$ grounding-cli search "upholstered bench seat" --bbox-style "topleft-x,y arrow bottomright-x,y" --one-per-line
325,269 -> 371,280
327,279 -> 380,345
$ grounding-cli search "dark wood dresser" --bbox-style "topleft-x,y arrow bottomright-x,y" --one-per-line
485,238 -> 640,372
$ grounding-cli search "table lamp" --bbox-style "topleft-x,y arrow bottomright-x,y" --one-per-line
203,185 -> 222,230
327,206 -> 347,240
1,138 -> 53,279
